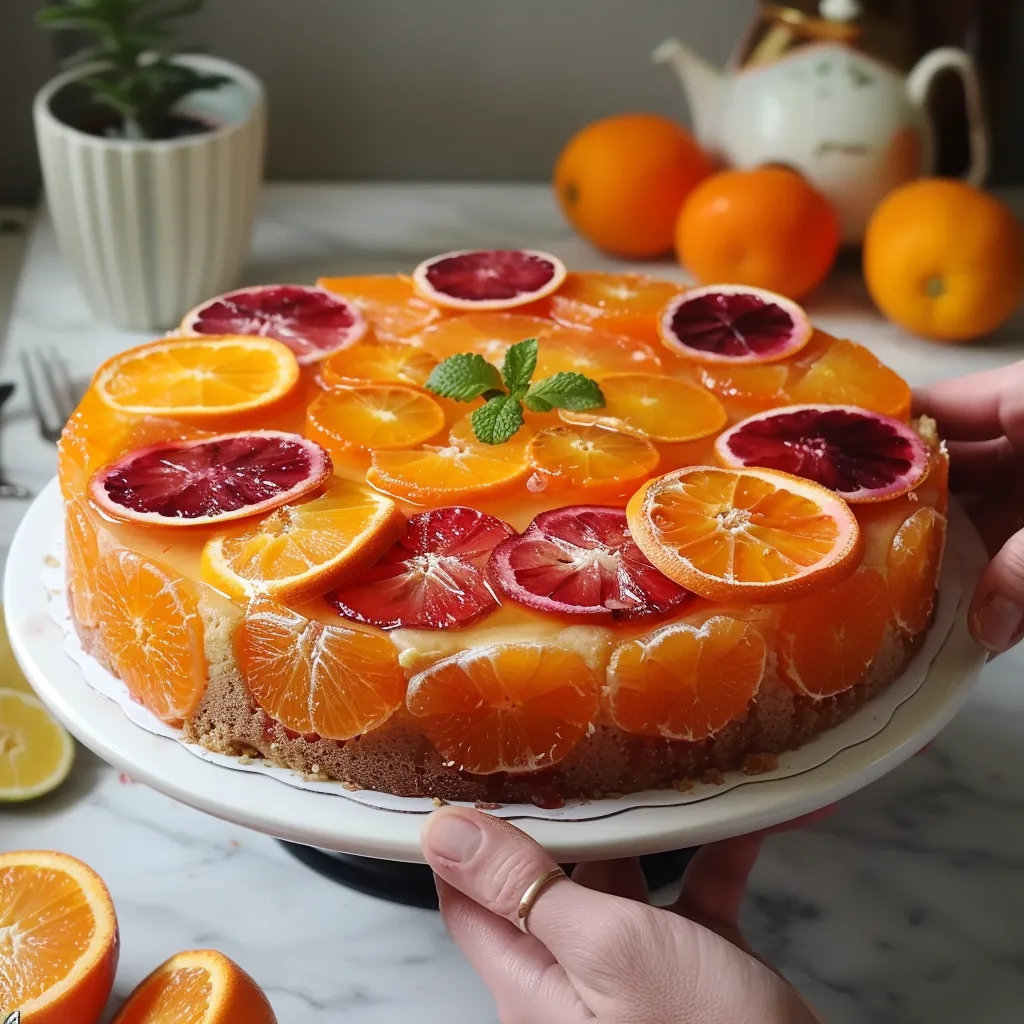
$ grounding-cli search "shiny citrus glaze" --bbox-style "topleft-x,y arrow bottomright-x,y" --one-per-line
110,949 -> 277,1024
61,271 -> 946,778
0,850 -> 119,1024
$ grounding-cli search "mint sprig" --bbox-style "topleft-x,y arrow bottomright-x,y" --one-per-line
425,337 -> 605,445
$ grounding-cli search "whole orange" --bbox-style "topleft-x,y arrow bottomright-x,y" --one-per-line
554,114 -> 713,259
675,167 -> 840,300
863,178 -> 1024,342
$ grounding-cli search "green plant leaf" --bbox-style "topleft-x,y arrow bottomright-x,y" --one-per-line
526,372 -> 605,411
425,353 -> 504,402
522,392 -> 553,414
471,395 -> 524,445
501,337 -> 538,394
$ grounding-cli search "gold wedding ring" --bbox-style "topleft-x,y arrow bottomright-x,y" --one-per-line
515,866 -> 566,935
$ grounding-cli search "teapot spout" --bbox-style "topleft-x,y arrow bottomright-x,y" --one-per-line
652,37 -> 724,146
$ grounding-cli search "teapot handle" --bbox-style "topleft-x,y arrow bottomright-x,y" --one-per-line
907,47 -> 989,187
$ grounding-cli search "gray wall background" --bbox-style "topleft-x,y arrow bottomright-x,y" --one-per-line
1,0 -> 753,204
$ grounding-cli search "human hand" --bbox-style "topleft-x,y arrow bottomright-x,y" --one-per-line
915,363 -> 1024,654
422,806 -> 822,1023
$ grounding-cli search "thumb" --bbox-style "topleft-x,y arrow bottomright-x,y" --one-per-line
969,527 -> 1024,653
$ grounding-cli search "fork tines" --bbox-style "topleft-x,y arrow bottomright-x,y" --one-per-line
20,347 -> 79,444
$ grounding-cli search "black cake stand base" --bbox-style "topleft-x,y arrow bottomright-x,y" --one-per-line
279,842 -> 698,910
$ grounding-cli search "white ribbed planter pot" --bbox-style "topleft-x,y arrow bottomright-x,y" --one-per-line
34,55 -> 266,331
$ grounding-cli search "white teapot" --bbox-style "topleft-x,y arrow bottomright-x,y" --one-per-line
654,0 -> 988,243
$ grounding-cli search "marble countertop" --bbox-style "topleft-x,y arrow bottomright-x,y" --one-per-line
2,183 -> 1024,1023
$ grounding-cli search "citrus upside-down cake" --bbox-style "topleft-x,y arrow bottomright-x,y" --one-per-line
60,250 -> 948,804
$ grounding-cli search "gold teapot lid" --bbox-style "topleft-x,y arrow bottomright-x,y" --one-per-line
739,1 -> 913,72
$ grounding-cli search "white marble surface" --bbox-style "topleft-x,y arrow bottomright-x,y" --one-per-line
2,183 -> 1024,1023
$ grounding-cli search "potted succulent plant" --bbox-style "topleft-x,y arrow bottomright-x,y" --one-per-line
33,0 -> 266,331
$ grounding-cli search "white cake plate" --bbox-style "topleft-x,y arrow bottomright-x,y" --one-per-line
5,479 -> 989,863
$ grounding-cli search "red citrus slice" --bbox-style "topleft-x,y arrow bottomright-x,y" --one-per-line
715,405 -> 930,503
487,505 -> 691,622
411,249 -> 567,311
181,284 -> 367,365
658,284 -> 813,364
89,431 -> 331,527
328,506 -> 514,629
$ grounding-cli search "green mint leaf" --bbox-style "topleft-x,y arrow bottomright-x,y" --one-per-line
526,372 -> 605,412
501,337 -> 538,393
471,394 -> 524,445
425,353 -> 504,402
522,392 -> 553,414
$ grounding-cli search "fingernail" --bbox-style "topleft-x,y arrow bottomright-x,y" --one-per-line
970,594 -> 1024,653
425,813 -> 482,863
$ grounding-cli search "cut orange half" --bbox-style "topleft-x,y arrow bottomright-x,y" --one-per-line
93,337 -> 300,419
627,465 -> 861,603
201,480 -> 404,603
306,384 -> 445,456
317,274 -> 442,341
318,341 -> 439,389
406,643 -> 601,774
527,424 -> 660,493
110,949 -> 277,1024
236,596 -> 406,740
559,372 -> 727,443
0,849 -> 119,1024
607,615 -> 766,740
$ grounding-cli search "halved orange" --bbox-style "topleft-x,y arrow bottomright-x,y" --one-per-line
778,567 -> 889,699
201,480 -> 404,603
405,643 -> 601,774
543,271 -> 683,345
306,384 -> 445,456
789,337 -> 912,420
65,494 -> 101,629
95,549 -> 207,723
607,615 -> 766,740
110,949 -> 276,1024
317,274 -> 441,341
317,341 -> 439,389
236,596 -> 405,740
414,312 -> 556,362
367,417 -> 531,503
527,424 -> 660,493
559,372 -> 727,443
0,849 -> 119,1024
627,465 -> 862,603
888,507 -> 946,635
93,337 -> 300,420
535,326 -> 663,379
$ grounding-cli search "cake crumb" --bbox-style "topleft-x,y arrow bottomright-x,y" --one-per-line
341,780 -> 359,791
475,801 -> 502,810
742,753 -> 780,776
672,779 -> 694,793
44,554 -> 60,568
238,755 -> 253,765
432,796 -> 448,808
701,768 -> 726,786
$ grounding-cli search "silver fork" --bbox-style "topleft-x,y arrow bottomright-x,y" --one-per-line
0,382 -> 31,498
20,347 -> 80,445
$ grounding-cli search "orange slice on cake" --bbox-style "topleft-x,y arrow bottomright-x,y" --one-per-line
317,274 -> 442,340
406,643 -> 601,774
627,465 -> 861,603
607,615 -> 766,740
201,480 -> 404,603
559,372 -> 727,443
318,341 -> 439,389
306,384 -> 445,456
414,312 -> 557,362
237,596 -> 406,740
93,337 -> 299,419
535,326 -> 663,379
111,949 -> 277,1024
0,850 -> 119,1024
887,507 -> 946,635
527,423 -> 660,493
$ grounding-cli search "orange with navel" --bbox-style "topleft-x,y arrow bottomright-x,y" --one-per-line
554,114 -> 713,258
864,178 -> 1024,342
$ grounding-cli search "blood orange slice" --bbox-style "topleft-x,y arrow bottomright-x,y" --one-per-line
329,506 -> 513,629
658,285 -> 813,364
405,643 -> 601,773
89,431 -> 332,527
627,465 -> 861,603
412,249 -> 567,311
607,615 -> 766,740
181,284 -> 367,365
715,405 -> 930,503
487,505 -> 690,622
